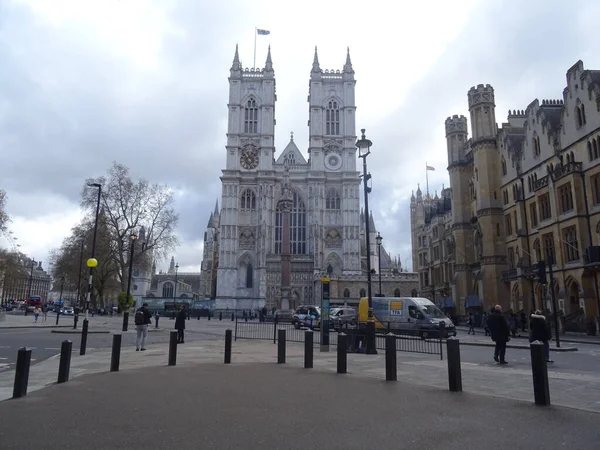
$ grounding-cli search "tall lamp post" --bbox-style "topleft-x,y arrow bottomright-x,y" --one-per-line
56,277 -> 65,325
125,232 -> 138,311
376,232 -> 383,297
85,182 -> 102,323
356,129 -> 377,355
26,258 -> 36,300
173,263 -> 179,303
76,238 -> 84,308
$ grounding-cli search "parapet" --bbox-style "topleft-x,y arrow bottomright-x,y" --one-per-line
540,99 -> 564,106
468,83 -> 495,109
445,114 -> 468,136
507,109 -> 526,118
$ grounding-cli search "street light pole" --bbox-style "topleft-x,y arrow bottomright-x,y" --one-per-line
85,183 -> 102,323
125,233 -> 137,311
76,239 -> 84,308
356,129 -> 377,355
57,277 -> 64,325
26,258 -> 36,300
376,232 -> 383,297
174,263 -> 179,303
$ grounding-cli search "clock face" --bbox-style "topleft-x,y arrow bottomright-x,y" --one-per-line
240,147 -> 259,170
325,153 -> 343,171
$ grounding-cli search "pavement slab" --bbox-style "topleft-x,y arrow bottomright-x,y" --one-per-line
0,363 -> 598,450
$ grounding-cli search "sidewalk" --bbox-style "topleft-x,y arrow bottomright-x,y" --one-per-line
456,325 -> 599,346
0,313 -> 77,329
2,363 -> 598,449
2,337 -> 600,413
455,329 -> 578,351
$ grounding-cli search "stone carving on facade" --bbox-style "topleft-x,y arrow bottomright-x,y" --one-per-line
324,227 -> 343,248
239,227 -> 256,250
323,139 -> 343,156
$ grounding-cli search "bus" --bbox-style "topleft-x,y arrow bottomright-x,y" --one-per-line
26,295 -> 43,307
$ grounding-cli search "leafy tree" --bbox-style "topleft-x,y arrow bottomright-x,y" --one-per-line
81,162 -> 179,292
117,291 -> 134,312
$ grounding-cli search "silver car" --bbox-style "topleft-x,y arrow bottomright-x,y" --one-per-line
330,307 -> 357,329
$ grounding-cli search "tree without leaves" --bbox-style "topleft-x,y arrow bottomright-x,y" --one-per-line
0,189 -> 8,234
80,162 -> 179,292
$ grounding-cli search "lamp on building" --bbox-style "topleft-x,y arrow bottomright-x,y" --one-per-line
376,232 -> 383,297
84,182 -> 102,323
174,263 -> 179,303
356,128 -> 376,355
125,233 -> 138,312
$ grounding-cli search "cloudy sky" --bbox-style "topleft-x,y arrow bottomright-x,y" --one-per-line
0,0 -> 599,273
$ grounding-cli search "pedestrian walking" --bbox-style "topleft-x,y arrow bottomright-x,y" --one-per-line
467,313 -> 475,335
509,313 -> 518,338
42,304 -> 48,322
520,310 -> 527,332
529,310 -> 553,363
33,307 -> 40,323
481,312 -> 489,336
487,305 -> 510,364
175,305 -> 186,344
154,311 -> 160,328
134,303 -> 152,351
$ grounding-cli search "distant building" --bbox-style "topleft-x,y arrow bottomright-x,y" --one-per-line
1,256 -> 51,303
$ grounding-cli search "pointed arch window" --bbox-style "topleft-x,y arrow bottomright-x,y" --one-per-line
576,103 -> 586,128
246,264 -> 253,288
241,189 -> 256,210
325,100 -> 340,135
394,288 -> 401,297
244,98 -> 258,134
359,288 -> 366,298
325,188 -> 341,210
343,288 -> 350,298
533,135 -> 541,157
275,191 -> 307,255
590,138 -> 599,161
284,153 -> 296,165
501,157 -> 507,176
162,282 -> 174,298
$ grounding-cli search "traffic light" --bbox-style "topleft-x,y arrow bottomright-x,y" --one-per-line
537,260 -> 547,285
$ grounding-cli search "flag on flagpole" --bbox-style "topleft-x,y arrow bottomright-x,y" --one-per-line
426,165 -> 435,171
257,29 -> 270,35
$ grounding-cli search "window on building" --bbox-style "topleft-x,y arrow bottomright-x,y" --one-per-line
533,239 -> 541,262
592,174 -> 600,205
325,188 -> 341,210
576,103 -> 587,128
501,157 -> 507,176
343,289 -> 350,298
558,182 -> 574,214
539,194 -> 552,221
507,247 -> 515,269
503,190 -> 509,205
394,288 -> 401,297
513,210 -> 518,232
283,153 -> 296,165
325,100 -> 340,135
275,191 -> 307,255
589,138 -> 599,161
562,226 -> 579,262
240,189 -> 256,210
244,98 -> 258,134
505,214 -> 513,236
162,282 -> 174,299
533,135 -> 541,157
359,288 -> 366,298
246,264 -> 253,288
496,223 -> 500,237
530,202 -> 538,228
542,233 -> 555,264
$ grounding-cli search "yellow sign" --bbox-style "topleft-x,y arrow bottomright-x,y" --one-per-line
390,301 -> 403,310
320,278 -> 330,283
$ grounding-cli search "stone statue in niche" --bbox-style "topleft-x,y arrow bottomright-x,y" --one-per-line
324,228 -> 343,248
239,227 -> 256,250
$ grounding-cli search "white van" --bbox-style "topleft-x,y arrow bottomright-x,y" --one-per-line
358,297 -> 456,339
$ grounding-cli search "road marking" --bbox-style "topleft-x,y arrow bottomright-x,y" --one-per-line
0,346 -> 9,349
0,357 -> 7,360
45,348 -> 61,350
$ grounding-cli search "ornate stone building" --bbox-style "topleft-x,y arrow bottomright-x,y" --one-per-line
0,256 -> 51,303
412,60 -> 600,321
200,46 -> 418,310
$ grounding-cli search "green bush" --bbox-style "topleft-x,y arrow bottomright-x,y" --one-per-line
117,291 -> 134,312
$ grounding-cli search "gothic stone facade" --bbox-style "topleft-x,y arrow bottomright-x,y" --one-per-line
411,60 -> 600,319
201,46 -> 417,310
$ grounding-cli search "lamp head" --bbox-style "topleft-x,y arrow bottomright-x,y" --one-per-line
355,128 -> 372,158
88,182 -> 102,188
376,232 -> 382,245
175,263 -> 179,270
130,233 -> 138,241
86,258 -> 98,268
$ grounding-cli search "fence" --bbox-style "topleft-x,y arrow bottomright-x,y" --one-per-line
234,318 -> 443,358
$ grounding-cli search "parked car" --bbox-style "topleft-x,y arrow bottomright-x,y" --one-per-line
292,306 -> 321,329
330,307 -> 357,329
63,307 -> 74,316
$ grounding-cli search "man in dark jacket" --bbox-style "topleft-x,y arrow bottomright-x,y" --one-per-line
175,305 -> 186,344
487,305 -> 510,364
135,303 -> 153,351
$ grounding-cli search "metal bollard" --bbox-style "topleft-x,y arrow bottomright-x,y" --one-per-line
122,312 -> 129,332
219,312 -> 222,321
55,311 -> 60,325
12,347 -> 32,398
277,329 -> 286,364
439,322 -> 446,360
80,319 -> 89,356
208,312 -> 211,321
231,313 -> 234,321
385,333 -> 397,381
304,330 -> 314,369
530,341 -> 550,406
273,316 -> 278,344
110,334 -> 122,372
168,331 -> 178,366
73,314 -> 78,329
337,333 -> 347,374
446,337 -> 462,392
57,340 -> 73,383
224,329 -> 232,364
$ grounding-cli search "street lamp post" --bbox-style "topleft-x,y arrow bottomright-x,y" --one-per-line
56,277 -> 65,325
376,232 -> 383,297
356,129 -> 377,355
26,258 -> 36,300
125,233 -> 137,311
174,263 -> 179,303
85,183 -> 102,323
76,239 -> 84,308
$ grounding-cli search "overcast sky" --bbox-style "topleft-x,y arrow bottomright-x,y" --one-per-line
1,0 -> 599,273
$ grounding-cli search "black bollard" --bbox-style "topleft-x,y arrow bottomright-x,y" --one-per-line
12,347 -> 32,398
224,329 -> 232,364
446,337 -> 462,392
337,333 -> 347,374
219,312 -> 222,321
385,333 -> 397,381
198,313 -> 200,320
110,334 -> 122,372
55,311 -> 60,325
73,314 -> 78,330
57,340 -> 73,384
168,331 -> 178,366
273,316 -> 278,344
231,313 -> 234,321
530,341 -> 550,406
304,330 -> 313,369
79,319 -> 89,356
122,312 -> 129,332
208,312 -> 211,321
439,322 -> 446,360
277,329 -> 286,364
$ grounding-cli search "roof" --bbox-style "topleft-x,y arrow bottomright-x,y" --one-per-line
275,138 -> 307,165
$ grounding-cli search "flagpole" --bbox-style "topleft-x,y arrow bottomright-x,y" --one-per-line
426,163 -> 429,196
253,27 -> 257,69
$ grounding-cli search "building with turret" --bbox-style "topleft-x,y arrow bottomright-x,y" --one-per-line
199,46 -> 418,310
411,60 -> 600,325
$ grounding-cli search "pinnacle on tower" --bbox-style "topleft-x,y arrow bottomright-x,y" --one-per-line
265,45 -> 273,71
214,199 -> 219,216
312,46 -> 321,73
344,47 -> 354,73
231,44 -> 241,70
207,212 -> 214,228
